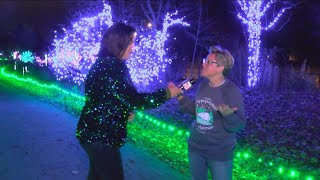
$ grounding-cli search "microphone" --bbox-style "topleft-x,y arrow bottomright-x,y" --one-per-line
179,78 -> 196,90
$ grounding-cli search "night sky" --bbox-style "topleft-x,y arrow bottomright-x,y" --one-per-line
0,0 -> 319,66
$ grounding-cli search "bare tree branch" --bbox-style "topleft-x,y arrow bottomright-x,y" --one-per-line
141,2 -> 152,23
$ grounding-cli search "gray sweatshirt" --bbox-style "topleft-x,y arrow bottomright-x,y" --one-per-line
179,79 -> 246,161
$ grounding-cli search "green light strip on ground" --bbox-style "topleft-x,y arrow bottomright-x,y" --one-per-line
0,67 -> 85,101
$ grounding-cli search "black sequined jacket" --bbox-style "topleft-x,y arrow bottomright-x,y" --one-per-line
76,56 -> 168,147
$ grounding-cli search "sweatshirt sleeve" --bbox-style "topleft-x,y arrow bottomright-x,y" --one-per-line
221,84 -> 246,133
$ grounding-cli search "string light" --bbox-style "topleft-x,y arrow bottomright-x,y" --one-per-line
35,54 -> 51,67
12,51 -> 21,60
20,51 -> 34,63
237,0 -> 287,87
50,3 -> 113,85
0,52 -> 7,62
0,54 -> 8,61
50,2 -> 189,90
127,11 -> 189,92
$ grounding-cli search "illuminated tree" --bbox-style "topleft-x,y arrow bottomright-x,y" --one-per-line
127,11 -> 189,92
49,2 -> 189,91
49,3 -> 113,84
237,0 -> 293,88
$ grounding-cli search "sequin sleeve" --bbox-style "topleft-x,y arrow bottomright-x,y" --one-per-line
108,69 -> 168,111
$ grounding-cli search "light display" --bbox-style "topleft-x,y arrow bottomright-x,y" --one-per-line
0,58 -> 7,62
0,52 -> 8,62
0,67 -> 317,180
237,0 -> 287,87
0,57 -> 8,61
50,3 -> 113,84
20,51 -> 34,64
35,54 -> 51,67
19,51 -> 34,75
127,11 -> 189,92
0,52 -> 8,66
49,2 -> 189,90
12,51 -> 21,60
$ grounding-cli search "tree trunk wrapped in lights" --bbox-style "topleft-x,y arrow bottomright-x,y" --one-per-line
236,0 -> 293,88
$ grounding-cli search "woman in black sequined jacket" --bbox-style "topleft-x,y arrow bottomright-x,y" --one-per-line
76,22 -> 180,180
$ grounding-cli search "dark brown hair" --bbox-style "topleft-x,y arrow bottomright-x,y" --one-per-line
98,22 -> 136,59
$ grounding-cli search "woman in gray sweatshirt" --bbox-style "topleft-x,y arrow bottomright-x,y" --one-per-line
177,46 -> 246,180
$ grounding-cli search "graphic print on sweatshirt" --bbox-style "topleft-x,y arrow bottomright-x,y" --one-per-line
196,97 -> 218,131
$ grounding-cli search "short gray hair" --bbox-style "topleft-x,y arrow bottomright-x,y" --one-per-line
208,45 -> 234,76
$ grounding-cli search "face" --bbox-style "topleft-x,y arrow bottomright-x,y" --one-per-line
121,33 -> 136,60
201,53 -> 224,78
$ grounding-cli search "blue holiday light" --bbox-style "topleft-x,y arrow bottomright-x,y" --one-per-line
237,0 -> 287,87
49,2 -> 189,89
20,51 -> 34,63
50,3 -> 113,84
127,11 -> 189,91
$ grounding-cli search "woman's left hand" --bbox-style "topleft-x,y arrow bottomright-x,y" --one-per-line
217,104 -> 237,117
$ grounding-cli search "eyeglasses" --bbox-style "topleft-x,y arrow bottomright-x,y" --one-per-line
202,58 -> 218,65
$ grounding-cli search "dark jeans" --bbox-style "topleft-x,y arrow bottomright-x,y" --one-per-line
188,149 -> 233,180
81,142 -> 124,180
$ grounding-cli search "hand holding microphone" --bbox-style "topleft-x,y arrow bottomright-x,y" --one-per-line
167,78 -> 197,99
167,82 -> 183,98
178,78 -> 196,90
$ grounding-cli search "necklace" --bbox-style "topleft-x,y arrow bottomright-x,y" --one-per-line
209,79 -> 226,87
